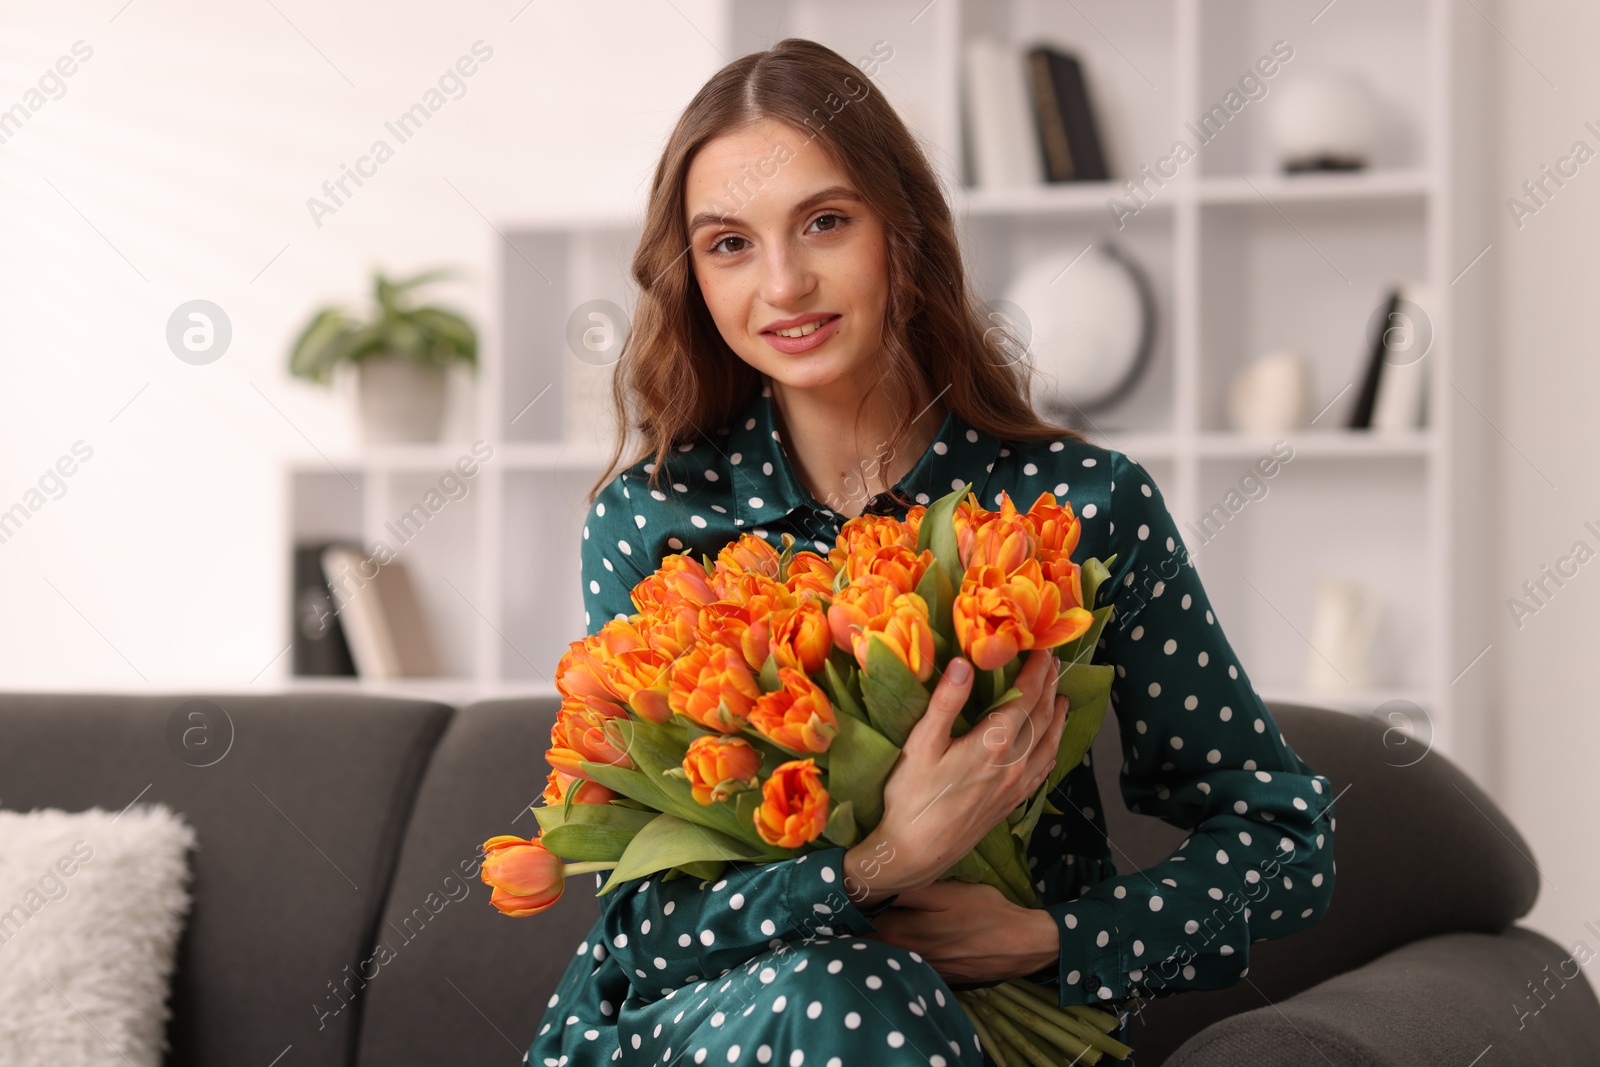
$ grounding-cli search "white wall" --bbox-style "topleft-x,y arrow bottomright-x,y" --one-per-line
0,0 -> 721,687
1494,0 -> 1600,963
1,0 -> 1595,952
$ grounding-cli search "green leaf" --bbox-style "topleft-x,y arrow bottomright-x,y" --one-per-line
678,859 -> 727,881
562,774 -> 584,816
597,814 -> 766,896
589,719 -> 762,846
821,799 -> 859,847
918,481 -> 972,594
822,656 -> 868,723
539,803 -> 659,862
858,634 -> 931,748
973,821 -> 1037,906
1043,663 -> 1115,799
1056,603 -> 1115,670
777,532 -> 796,579
759,651 -> 781,693
1010,775 -> 1055,846
1084,553 -> 1116,609
733,787 -> 764,837
913,558 -> 956,647
832,564 -> 851,595
824,713 -> 900,830
938,845 -> 1030,908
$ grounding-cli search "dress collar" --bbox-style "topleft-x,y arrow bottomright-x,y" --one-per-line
723,381 -> 1002,529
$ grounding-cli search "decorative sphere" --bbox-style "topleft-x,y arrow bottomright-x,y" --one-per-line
1265,71 -> 1380,171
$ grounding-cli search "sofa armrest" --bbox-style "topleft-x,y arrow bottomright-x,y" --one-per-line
1166,925 -> 1600,1066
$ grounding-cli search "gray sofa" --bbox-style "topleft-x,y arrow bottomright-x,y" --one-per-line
2,690 -> 1595,1066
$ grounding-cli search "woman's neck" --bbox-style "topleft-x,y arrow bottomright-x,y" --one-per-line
768,377 -> 946,518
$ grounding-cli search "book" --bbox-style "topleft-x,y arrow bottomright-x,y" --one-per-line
1026,45 -> 1109,182
291,541 -> 358,677
1370,283 -> 1431,432
1348,288 -> 1399,429
962,37 -> 1046,188
1349,285 -> 1430,431
320,547 -> 441,678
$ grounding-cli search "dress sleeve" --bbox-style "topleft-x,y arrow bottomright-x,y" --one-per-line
581,472 -> 652,631
1037,450 -> 1339,1009
576,475 -> 897,1001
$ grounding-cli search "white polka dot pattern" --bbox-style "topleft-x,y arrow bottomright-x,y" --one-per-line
543,387 -> 1338,1067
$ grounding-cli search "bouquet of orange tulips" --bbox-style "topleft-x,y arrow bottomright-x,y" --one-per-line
483,481 -> 1134,1064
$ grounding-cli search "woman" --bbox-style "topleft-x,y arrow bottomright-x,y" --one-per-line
527,37 -> 1336,1067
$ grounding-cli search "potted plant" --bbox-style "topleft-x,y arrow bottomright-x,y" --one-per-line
288,268 -> 478,444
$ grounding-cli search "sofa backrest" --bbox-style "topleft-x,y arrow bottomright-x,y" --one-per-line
352,695 -> 589,1067
0,690 -> 452,1067
1102,700 -> 1541,1064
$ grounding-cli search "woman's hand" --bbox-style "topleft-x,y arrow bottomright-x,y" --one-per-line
841,647 -> 1069,907
861,880 -> 1060,984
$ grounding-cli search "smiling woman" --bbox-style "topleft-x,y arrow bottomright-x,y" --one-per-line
522,35 -> 1336,1067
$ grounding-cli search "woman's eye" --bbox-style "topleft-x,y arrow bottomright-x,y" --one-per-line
707,213 -> 849,257
808,212 -> 846,234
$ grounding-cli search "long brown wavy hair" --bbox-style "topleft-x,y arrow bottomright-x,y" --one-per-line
586,36 -> 1086,509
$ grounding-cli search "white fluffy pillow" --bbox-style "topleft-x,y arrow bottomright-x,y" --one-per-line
0,803 -> 197,1066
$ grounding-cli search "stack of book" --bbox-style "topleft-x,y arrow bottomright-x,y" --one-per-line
964,39 -> 1109,188
291,541 -> 440,679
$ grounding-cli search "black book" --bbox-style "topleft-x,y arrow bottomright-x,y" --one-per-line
1026,45 -> 1109,182
1349,288 -> 1401,429
292,540 -> 358,676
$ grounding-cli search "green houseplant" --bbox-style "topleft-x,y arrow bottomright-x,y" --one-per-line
288,268 -> 478,444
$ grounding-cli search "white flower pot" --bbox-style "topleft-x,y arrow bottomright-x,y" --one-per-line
356,358 -> 448,444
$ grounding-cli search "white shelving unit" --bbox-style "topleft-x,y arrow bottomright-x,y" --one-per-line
280,0 -> 1497,783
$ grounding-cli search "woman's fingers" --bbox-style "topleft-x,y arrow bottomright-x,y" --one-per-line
905,654 -> 975,761
981,648 -> 1058,770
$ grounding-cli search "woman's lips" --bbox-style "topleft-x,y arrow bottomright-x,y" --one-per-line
763,314 -> 841,354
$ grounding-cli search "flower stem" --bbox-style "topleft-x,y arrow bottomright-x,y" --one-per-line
989,982 -> 1133,1061
562,861 -> 618,877
958,995 -> 1013,1067
969,998 -> 1064,1067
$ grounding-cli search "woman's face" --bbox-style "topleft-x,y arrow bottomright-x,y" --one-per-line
683,117 -> 890,398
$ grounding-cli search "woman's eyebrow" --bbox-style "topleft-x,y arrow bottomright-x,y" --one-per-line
686,185 -> 862,238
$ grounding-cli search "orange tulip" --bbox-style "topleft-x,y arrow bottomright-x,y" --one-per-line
828,514 -> 917,581
713,532 -> 783,586
631,554 -> 717,617
1022,491 -> 1083,565
668,642 -> 759,733
952,560 -> 1094,671
548,698 -> 634,778
768,600 -> 833,675
679,734 -> 762,805
784,551 -> 837,601
543,766 -> 616,807
1041,554 -> 1088,614
857,543 -> 935,596
698,575 -> 794,670
598,646 -> 676,724
740,614 -> 774,674
753,758 -> 830,848
555,624 -> 638,710
481,834 -> 567,916
902,505 -> 927,543
750,668 -> 840,753
638,609 -> 698,661
828,575 -> 936,682
965,492 -> 1038,574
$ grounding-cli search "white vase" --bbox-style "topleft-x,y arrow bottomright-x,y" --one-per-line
356,358 -> 448,444
1227,350 -> 1313,432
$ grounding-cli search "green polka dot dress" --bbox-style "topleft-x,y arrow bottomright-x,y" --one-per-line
528,381 -> 1338,1067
